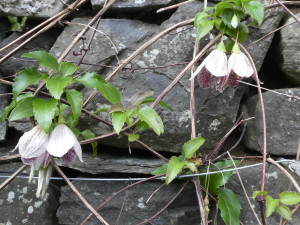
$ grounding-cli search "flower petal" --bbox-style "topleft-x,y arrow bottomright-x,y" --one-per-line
197,67 -> 216,89
73,141 -> 83,162
17,126 -> 48,159
228,52 -> 253,78
205,50 -> 228,77
61,148 -> 77,163
227,71 -> 240,87
47,124 -> 77,157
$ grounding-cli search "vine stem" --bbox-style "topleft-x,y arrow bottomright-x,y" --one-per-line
0,164 -> 27,191
238,44 -> 267,225
274,0 -> 300,25
51,159 -> 109,225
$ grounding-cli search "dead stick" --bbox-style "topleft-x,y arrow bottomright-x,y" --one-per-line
0,164 -> 27,191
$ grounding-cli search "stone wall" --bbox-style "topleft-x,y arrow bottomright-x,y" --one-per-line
0,1 -> 300,224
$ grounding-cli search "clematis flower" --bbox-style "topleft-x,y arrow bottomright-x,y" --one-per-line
16,125 -> 50,170
231,14 -> 239,28
190,41 -> 228,89
16,125 -> 52,198
47,124 -> 83,163
227,42 -> 254,87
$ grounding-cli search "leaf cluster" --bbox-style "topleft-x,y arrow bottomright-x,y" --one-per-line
194,0 -> 264,43
253,191 -> 300,220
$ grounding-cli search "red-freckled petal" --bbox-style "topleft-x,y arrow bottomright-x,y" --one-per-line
227,71 -> 240,87
197,67 -> 216,89
219,75 -> 229,90
61,148 -> 77,163
22,157 -> 37,165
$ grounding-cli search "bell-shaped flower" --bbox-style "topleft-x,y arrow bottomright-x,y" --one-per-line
47,124 -> 83,163
190,41 -> 228,89
16,125 -> 50,170
231,14 -> 239,28
227,42 -> 254,87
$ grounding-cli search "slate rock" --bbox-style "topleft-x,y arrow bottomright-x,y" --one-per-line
56,151 -> 165,175
0,0 -> 72,18
243,88 -> 300,155
57,179 -> 200,225
0,74 -> 9,141
278,13 -> 300,84
0,162 -> 60,225
224,162 -> 300,224
91,0 -> 177,12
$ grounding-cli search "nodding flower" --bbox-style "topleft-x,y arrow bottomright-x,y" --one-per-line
47,124 -> 83,163
227,42 -> 254,87
190,41 -> 228,90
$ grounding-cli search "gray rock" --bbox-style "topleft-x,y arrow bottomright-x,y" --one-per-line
225,162 -> 300,224
57,179 -> 200,225
0,75 -> 8,141
278,13 -> 300,84
0,162 -> 60,225
91,0 -> 177,12
243,88 -> 300,155
56,151 -> 165,174
0,0 -> 72,18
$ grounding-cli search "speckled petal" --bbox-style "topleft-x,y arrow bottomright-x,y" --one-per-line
227,71 -> 240,87
61,148 -> 77,163
197,67 -> 216,89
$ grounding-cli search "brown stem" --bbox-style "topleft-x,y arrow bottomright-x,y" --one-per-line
0,164 -> 27,191
51,159 -> 109,225
273,0 -> 300,25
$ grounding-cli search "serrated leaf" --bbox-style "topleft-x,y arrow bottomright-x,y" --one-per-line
128,133 -> 140,142
152,163 -> 168,176
200,160 -> 238,195
13,68 -> 42,98
183,137 -> 205,159
276,205 -> 292,221
266,196 -> 280,218
166,156 -> 186,184
243,0 -> 264,25
45,76 -> 72,99
196,20 -> 214,40
218,188 -> 241,225
0,100 -> 16,122
280,192 -> 300,205
81,129 -> 97,157
8,97 -> 34,121
32,98 -> 57,133
214,1 -> 234,16
137,106 -> 164,136
126,117 -> 134,127
252,191 -> 268,199
55,103 -> 69,116
65,89 -> 83,126
112,110 -> 131,134
76,72 -> 106,88
22,51 -> 59,72
136,121 -> 149,132
60,62 -> 78,77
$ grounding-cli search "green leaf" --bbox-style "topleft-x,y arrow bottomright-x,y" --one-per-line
45,76 -> 72,99
128,133 -> 140,142
194,12 -> 209,28
152,163 -> 168,176
60,62 -> 78,77
218,188 -> 241,225
130,91 -> 155,106
8,16 -> 27,31
280,192 -> 300,205
81,129 -> 97,157
185,162 -> 196,172
137,106 -> 164,136
76,72 -> 106,88
140,97 -> 172,111
200,160 -> 238,195
252,191 -> 268,199
166,156 -> 186,184
182,137 -> 205,159
55,103 -> 69,116
0,100 -> 16,122
221,8 -> 235,27
32,98 -> 58,133
8,97 -> 34,121
243,0 -> 264,25
13,68 -> 42,98
22,51 -> 59,72
96,82 -> 122,104
214,1 -> 234,16
196,20 -> 214,40
136,121 -> 149,132
224,22 -> 249,43
65,89 -> 83,126
276,205 -> 292,221
93,108 -> 109,114
112,110 -> 131,134
266,196 -> 280,218
126,117 -> 134,127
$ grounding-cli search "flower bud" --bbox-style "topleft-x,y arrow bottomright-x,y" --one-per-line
231,14 -> 239,28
